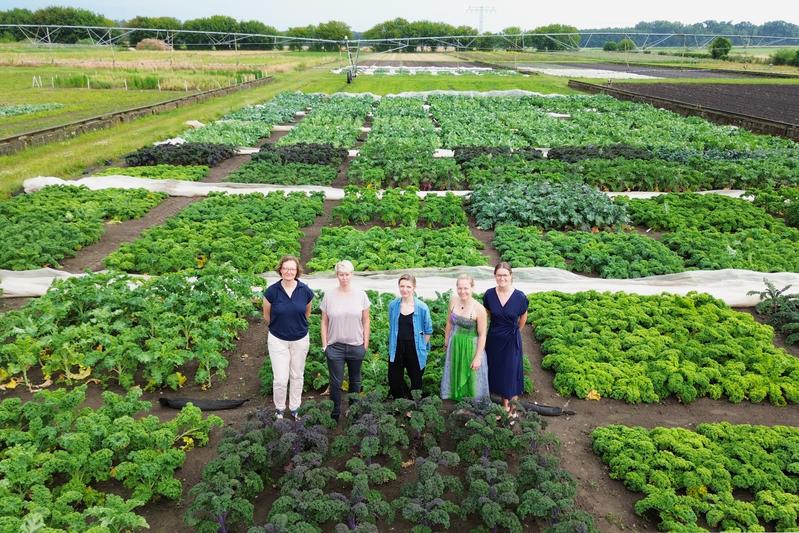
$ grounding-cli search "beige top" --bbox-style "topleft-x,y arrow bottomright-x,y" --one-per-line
320,288 -> 370,345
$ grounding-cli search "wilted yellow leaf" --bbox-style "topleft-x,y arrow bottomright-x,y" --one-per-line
586,389 -> 601,401
1,378 -> 19,390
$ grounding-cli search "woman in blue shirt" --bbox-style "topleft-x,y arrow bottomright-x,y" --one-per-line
263,255 -> 314,420
387,273 -> 433,399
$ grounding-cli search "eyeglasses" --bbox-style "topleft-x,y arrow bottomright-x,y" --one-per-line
494,273 -> 510,278
281,267 -> 297,272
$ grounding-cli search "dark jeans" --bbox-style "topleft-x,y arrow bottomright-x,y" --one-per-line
326,342 -> 365,418
388,340 -> 423,399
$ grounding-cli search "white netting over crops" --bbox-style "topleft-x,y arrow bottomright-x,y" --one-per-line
22,176 -> 748,201
3,267 -> 796,306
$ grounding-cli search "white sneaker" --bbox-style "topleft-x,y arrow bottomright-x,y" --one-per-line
275,411 -> 284,420
291,410 -> 300,421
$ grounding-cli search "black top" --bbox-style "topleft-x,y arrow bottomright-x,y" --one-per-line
397,311 -> 415,341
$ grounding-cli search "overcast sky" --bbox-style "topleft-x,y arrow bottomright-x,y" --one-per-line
2,0 -> 796,31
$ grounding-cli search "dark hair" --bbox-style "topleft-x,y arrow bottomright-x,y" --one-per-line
494,262 -> 513,276
276,255 -> 303,278
398,273 -> 417,287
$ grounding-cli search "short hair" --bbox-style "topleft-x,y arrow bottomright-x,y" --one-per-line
456,273 -> 475,288
398,273 -> 417,287
335,259 -> 355,274
275,255 -> 303,278
494,262 -> 513,276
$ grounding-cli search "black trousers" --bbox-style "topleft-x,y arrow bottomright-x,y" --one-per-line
388,340 -> 423,399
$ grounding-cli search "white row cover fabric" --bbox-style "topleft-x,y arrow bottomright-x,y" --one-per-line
3,266 -> 795,307
22,177 -> 476,199
23,176 -> 349,200
22,176 -> 748,202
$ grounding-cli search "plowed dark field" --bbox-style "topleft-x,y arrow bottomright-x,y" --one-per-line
614,82 -> 799,125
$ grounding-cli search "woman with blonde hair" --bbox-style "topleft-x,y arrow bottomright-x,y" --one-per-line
387,273 -> 433,399
263,255 -> 314,420
320,259 -> 371,422
441,273 -> 489,401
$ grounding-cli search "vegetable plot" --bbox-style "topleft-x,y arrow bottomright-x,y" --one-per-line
0,385 -> 222,533
182,119 -> 273,147
0,265 -> 258,390
0,185 -> 166,270
592,423 -> 799,532
469,180 -> 628,230
186,393 -> 594,533
104,192 -> 323,275
307,226 -> 486,272
528,291 -> 799,404
227,143 -> 345,185
493,226 -> 685,278
123,143 -> 236,167
277,94 -> 374,148
622,193 -> 799,272
96,164 -> 209,181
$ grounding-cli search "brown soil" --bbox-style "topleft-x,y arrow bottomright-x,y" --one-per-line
612,83 -> 799,126
300,199 -> 338,267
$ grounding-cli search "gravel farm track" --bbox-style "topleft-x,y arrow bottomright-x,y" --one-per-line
612,82 -> 799,125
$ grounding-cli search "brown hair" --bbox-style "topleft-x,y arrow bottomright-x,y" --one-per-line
275,255 -> 303,278
398,273 -> 417,287
494,262 -> 513,276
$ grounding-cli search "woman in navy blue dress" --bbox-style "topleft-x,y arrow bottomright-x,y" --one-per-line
484,262 -> 529,415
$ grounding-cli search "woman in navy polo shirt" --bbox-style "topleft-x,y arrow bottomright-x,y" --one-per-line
263,255 -> 315,420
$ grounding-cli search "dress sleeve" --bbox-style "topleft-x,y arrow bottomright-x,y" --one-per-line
516,290 -> 529,316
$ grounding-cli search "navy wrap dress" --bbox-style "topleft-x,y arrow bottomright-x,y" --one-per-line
484,287 -> 529,399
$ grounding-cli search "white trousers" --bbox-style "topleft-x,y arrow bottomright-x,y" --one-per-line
267,333 -> 309,412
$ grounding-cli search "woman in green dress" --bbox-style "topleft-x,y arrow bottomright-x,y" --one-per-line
441,274 -> 490,401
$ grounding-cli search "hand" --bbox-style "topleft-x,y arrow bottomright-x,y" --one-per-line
471,358 -> 481,370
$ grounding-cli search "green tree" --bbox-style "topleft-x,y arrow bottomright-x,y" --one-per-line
708,36 -> 732,58
363,18 -> 411,52
603,40 -> 619,51
285,25 -> 316,51
315,20 -> 350,51
618,37 -> 636,51
30,6 -> 113,43
181,15 -> 239,49
238,20 -> 279,50
125,16 -> 182,46
0,8 -> 33,40
528,23 -> 580,51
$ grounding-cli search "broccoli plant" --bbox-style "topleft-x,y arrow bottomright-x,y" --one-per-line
279,452 -> 338,492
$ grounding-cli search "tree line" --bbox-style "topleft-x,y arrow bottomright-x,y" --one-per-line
0,6 -> 797,51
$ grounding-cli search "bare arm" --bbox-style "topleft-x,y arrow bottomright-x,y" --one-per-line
362,308 -> 370,351
443,300 -> 453,347
262,298 -> 271,327
473,306 -> 488,369
518,311 -> 528,331
306,302 -> 312,319
321,311 -> 329,349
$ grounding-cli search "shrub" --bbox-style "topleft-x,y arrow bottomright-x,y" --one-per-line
708,36 -> 732,59
618,38 -> 636,51
771,48 -> 799,66
603,41 -> 619,52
